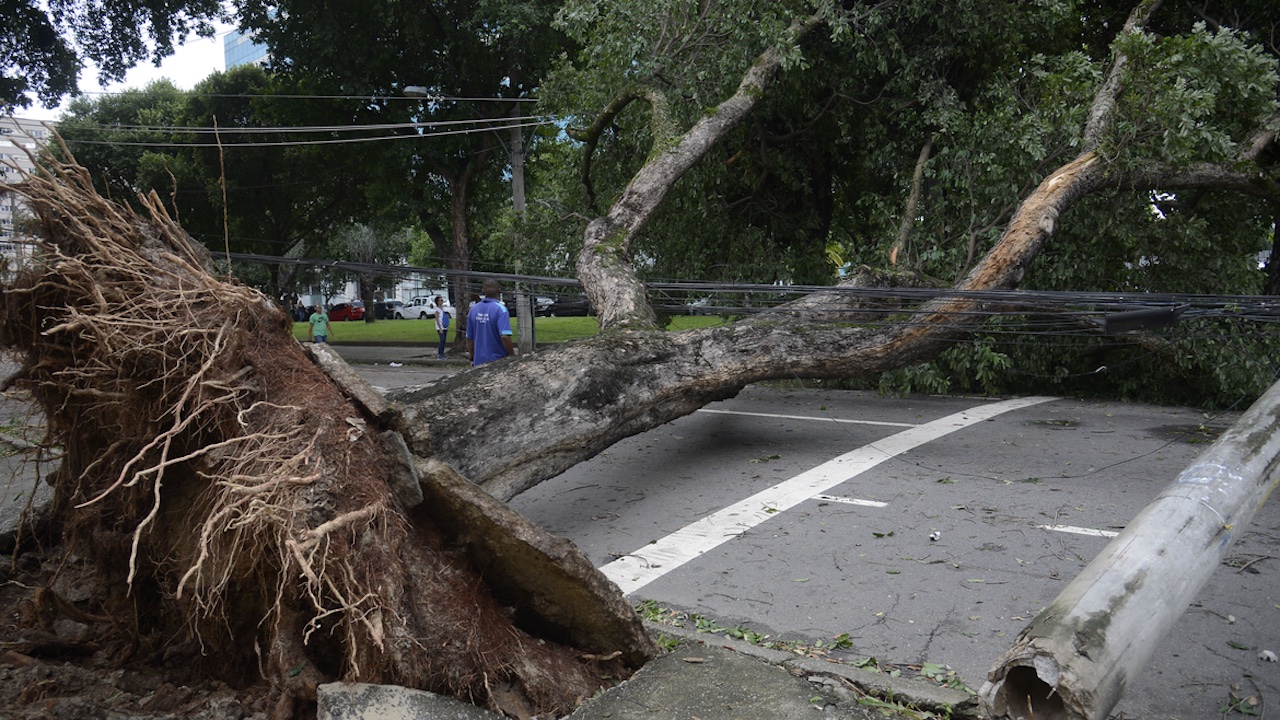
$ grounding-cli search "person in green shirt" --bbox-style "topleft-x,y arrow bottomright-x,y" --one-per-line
308,304 -> 332,344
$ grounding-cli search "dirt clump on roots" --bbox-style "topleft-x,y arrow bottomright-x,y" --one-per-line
0,152 -> 652,718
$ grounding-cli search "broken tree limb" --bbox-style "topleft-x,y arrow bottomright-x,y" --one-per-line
979,377 -> 1280,720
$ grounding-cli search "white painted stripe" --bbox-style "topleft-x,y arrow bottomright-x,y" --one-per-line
1039,524 -> 1120,538
697,408 -> 915,428
602,396 -> 1058,594
813,494 -> 888,508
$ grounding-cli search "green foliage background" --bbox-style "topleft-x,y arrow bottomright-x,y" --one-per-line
24,0 -> 1280,408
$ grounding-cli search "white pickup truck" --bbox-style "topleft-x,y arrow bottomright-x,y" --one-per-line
406,296 -> 456,322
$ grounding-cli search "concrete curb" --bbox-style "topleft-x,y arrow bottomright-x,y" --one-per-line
642,620 -> 984,719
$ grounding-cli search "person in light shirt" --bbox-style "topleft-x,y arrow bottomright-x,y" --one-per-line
308,304 -> 331,344
432,296 -> 450,360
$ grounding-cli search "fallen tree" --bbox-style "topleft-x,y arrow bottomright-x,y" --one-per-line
2,1 -> 1277,717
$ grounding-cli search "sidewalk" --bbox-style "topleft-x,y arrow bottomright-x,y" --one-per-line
565,622 -> 979,720
318,623 -> 980,720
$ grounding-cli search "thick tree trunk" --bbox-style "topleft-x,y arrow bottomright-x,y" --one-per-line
442,134 -> 497,341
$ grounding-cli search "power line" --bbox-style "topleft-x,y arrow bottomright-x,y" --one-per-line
53,115 -> 549,135
29,91 -> 539,104
226,252 -> 1280,326
52,119 -> 547,149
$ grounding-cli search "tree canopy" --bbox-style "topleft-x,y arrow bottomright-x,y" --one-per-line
14,0 -> 1280,402
1,0 -> 223,111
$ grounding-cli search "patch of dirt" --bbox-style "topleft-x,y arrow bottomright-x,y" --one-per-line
1152,423 -> 1230,444
1028,418 -> 1079,428
0,548 -> 271,720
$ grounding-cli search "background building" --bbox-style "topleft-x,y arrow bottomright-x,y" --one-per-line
0,116 -> 49,272
224,28 -> 269,69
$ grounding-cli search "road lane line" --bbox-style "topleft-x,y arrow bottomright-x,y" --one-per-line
1038,524 -> 1120,538
697,408 -> 915,428
813,494 -> 888,508
602,396 -> 1058,594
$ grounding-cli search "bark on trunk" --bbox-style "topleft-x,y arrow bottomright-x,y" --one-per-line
442,134 -> 497,342
890,137 -> 933,268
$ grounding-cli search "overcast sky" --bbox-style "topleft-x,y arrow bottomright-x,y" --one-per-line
19,24 -> 234,122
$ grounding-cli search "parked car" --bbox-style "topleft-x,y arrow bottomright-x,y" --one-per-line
328,301 -> 365,321
685,296 -> 712,315
374,300 -> 408,320
685,293 -> 743,315
406,296 -> 456,321
501,295 -> 555,317
545,295 -> 593,317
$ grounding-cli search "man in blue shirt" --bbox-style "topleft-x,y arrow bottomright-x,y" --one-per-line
466,279 -> 514,366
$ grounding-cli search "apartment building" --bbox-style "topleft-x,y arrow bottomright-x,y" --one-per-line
0,115 -> 50,269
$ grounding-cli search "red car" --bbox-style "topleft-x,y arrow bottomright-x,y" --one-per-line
327,301 -> 365,321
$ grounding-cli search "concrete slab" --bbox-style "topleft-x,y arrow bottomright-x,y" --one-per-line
318,681 -> 501,720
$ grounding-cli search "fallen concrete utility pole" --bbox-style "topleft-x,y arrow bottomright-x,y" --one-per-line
980,378 -> 1280,720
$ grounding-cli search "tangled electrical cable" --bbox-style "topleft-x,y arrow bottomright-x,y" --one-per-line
226,251 -> 1280,332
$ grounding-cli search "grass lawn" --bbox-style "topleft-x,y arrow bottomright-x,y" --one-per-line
292,314 -> 728,344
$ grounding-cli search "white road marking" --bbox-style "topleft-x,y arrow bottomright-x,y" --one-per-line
697,408 -> 915,428
602,396 -> 1058,594
1038,524 -> 1120,538
813,494 -> 888,508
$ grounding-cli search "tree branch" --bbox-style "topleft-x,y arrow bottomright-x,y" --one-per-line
566,88 -> 649,213
577,12 -> 827,331
1083,0 -> 1163,150
392,0 -> 1275,506
890,136 -> 933,268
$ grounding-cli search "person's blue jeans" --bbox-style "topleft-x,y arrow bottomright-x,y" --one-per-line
437,329 -> 447,358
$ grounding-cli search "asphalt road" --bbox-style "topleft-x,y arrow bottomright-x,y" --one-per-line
501,387 -> 1280,720
349,355 -> 1279,720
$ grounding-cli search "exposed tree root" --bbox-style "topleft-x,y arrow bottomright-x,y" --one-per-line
1,152 -> 653,717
